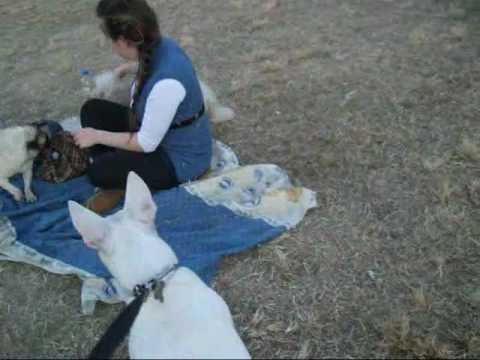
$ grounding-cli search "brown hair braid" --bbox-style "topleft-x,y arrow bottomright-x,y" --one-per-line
96,0 -> 161,131
129,41 -> 155,130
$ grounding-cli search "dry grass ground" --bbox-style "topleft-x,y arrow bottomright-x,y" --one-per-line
1,0 -> 480,358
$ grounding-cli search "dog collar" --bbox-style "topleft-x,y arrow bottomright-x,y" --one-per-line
132,263 -> 179,303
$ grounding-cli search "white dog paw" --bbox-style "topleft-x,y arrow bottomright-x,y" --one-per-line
12,189 -> 24,202
25,191 -> 37,203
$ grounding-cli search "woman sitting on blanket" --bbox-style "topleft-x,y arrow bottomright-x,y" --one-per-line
74,0 -> 212,214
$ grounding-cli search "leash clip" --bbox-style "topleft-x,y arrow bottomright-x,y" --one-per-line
133,284 -> 148,298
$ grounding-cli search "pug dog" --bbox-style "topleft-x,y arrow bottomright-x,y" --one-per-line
0,122 -> 50,202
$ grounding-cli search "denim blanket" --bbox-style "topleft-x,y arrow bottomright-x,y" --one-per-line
0,139 -> 316,314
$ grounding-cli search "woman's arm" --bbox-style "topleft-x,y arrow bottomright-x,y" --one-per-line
114,61 -> 138,79
74,79 -> 186,153
136,79 -> 186,152
96,130 -> 143,151
74,127 -> 143,152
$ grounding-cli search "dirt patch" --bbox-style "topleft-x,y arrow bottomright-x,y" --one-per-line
1,0 -> 480,358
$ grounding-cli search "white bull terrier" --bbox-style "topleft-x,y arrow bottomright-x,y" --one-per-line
68,172 -> 250,359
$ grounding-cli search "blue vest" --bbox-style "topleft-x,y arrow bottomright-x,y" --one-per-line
134,37 -> 212,182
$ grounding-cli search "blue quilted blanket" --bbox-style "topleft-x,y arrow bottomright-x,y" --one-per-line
0,141 -> 316,314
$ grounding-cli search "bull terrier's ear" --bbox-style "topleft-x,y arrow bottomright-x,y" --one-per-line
68,201 -> 109,250
124,172 -> 157,225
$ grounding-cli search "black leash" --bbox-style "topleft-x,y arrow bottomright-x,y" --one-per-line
88,264 -> 178,359
88,293 -> 146,359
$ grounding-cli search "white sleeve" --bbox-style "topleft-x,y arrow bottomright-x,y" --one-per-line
136,79 -> 186,153
129,81 -> 136,106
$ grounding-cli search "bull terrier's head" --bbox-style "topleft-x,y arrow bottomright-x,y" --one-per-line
68,172 -> 178,291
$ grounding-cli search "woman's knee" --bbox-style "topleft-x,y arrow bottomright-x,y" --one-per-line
87,159 -> 126,190
80,99 -> 103,128
87,166 -> 103,188
87,163 -> 115,189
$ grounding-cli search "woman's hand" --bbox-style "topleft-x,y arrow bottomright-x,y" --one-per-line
114,62 -> 138,79
74,128 -> 102,148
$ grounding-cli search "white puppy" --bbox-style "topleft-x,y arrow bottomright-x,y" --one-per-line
68,172 -> 250,359
199,80 -> 235,123
85,69 -> 235,123
0,124 -> 48,202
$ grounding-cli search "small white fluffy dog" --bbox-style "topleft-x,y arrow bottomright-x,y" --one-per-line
0,124 -> 48,202
199,80 -> 236,123
68,172 -> 250,359
86,69 -> 235,123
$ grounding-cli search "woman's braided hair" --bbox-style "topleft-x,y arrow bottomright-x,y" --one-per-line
96,0 -> 161,131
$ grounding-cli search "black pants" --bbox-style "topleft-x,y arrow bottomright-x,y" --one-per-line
80,99 -> 179,191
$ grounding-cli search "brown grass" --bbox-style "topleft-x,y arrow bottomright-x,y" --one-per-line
1,0 -> 480,358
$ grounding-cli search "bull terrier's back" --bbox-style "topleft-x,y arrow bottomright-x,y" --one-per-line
129,267 -> 250,359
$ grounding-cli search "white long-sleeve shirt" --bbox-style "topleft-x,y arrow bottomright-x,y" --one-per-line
130,79 -> 186,153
